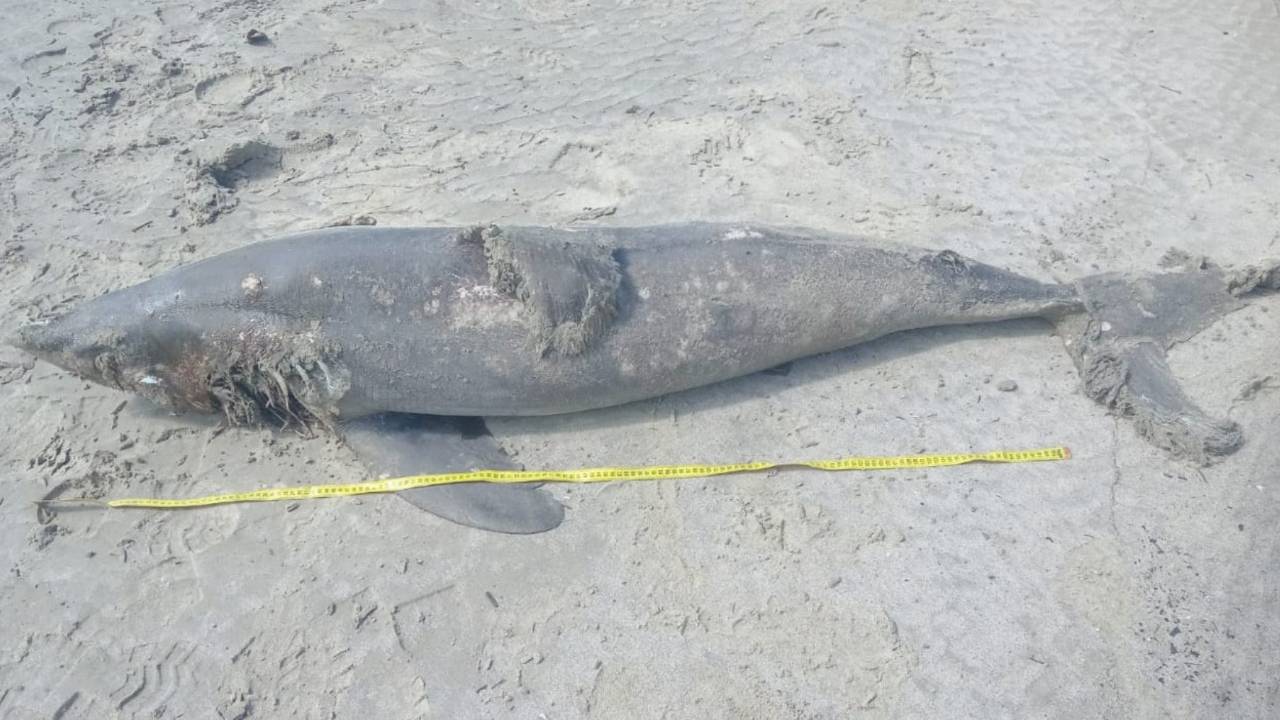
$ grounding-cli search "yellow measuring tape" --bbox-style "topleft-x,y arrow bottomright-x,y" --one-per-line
104,446 -> 1069,510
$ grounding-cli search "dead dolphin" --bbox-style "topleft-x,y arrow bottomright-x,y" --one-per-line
13,223 -> 1279,532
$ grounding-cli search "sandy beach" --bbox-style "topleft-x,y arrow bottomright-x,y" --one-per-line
1,0 -> 1277,717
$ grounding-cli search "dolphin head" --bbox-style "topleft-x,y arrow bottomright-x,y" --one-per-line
12,285 -> 216,413
12,268 -> 347,427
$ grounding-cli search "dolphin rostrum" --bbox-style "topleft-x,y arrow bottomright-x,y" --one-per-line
14,223 -> 1279,532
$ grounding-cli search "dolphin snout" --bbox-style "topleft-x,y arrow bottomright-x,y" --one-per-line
10,316 -> 116,384
12,320 -> 67,357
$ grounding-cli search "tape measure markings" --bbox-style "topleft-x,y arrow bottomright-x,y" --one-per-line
103,446 -> 1069,510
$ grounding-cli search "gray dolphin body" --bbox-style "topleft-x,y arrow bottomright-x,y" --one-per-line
15,223 -> 1279,532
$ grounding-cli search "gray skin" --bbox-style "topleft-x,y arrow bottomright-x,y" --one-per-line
14,222 -> 1280,531
14,224 -> 1080,417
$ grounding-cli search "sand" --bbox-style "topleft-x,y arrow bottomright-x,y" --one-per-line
1,0 -> 1278,717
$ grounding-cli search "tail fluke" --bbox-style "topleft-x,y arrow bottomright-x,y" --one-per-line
1056,258 -> 1277,465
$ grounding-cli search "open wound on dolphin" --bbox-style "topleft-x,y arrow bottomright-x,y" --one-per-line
465,224 -> 622,357
192,328 -> 350,430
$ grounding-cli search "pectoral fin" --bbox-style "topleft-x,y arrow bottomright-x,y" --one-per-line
342,413 -> 564,534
